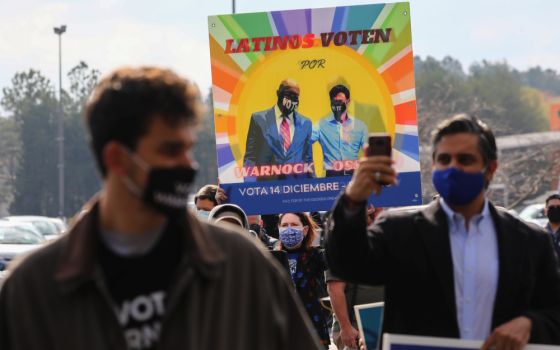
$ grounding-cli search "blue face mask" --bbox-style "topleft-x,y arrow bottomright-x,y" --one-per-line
432,167 -> 486,206
279,227 -> 305,249
196,209 -> 210,220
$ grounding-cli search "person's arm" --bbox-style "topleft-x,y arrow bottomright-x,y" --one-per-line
327,280 -> 359,349
481,233 -> 560,350
481,317 -> 531,350
325,155 -> 397,285
520,233 -> 560,343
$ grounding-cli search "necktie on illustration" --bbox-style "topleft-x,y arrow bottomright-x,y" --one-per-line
281,115 -> 291,153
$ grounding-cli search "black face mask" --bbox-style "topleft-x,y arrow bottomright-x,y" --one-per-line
548,206 -> 560,223
124,150 -> 197,218
277,92 -> 299,115
331,100 -> 347,121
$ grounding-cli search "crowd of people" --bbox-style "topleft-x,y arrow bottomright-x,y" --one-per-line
191,170 -> 560,350
193,183 -> 335,348
1,66 -> 560,350
193,180 -> 390,349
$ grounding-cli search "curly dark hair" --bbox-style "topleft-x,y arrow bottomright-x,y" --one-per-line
85,66 -> 204,176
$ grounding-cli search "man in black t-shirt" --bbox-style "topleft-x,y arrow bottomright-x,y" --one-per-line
0,67 -> 322,350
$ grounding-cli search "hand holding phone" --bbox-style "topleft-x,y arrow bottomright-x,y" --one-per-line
366,133 -> 392,185
345,133 -> 396,203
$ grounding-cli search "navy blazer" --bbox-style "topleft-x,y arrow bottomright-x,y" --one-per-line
243,107 -> 313,179
325,198 -> 560,344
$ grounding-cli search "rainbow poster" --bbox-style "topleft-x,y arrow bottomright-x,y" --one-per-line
208,2 -> 421,215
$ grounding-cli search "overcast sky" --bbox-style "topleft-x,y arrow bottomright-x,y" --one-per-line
1,0 -> 558,99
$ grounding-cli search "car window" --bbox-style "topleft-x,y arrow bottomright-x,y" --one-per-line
535,208 -> 546,219
51,220 -> 67,233
519,205 -> 545,220
0,227 -> 45,244
30,221 -> 58,236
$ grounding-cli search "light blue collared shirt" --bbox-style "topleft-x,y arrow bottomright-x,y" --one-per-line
311,114 -> 368,170
440,198 -> 499,340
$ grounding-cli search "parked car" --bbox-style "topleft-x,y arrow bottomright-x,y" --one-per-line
3,216 -> 62,240
48,217 -> 68,234
0,221 -> 46,272
519,203 -> 547,228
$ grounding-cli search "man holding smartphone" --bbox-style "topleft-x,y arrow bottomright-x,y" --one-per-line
325,114 -> 560,349
311,84 -> 368,177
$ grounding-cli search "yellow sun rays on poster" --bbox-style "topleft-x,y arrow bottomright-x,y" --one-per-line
229,43 -> 396,175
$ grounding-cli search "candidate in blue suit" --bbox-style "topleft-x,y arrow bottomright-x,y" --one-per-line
243,79 -> 314,181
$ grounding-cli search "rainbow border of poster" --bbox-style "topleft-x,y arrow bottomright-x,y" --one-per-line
208,2 -> 422,215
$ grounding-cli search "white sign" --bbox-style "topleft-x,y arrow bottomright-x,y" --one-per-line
383,333 -> 560,350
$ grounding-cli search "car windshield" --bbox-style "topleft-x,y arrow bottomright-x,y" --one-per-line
29,221 -> 59,236
51,220 -> 66,233
520,205 -> 546,220
0,226 -> 45,244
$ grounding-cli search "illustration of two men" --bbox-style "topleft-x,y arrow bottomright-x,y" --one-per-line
243,79 -> 368,181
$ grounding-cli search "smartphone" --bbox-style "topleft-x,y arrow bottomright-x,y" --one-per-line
367,133 -> 392,157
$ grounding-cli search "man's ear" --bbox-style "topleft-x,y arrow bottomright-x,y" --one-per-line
103,142 -> 128,176
485,159 -> 498,181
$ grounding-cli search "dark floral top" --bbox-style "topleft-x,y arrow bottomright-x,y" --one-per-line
285,246 -> 330,348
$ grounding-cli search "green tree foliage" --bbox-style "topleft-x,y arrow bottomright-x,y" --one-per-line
517,66 -> 560,96
415,57 -> 549,201
415,56 -> 469,145
466,61 -> 547,135
416,57 -> 549,143
0,117 -> 20,215
1,70 -> 59,216
192,89 -> 218,190
0,64 -> 101,217
67,61 -> 101,108
63,62 -> 102,215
